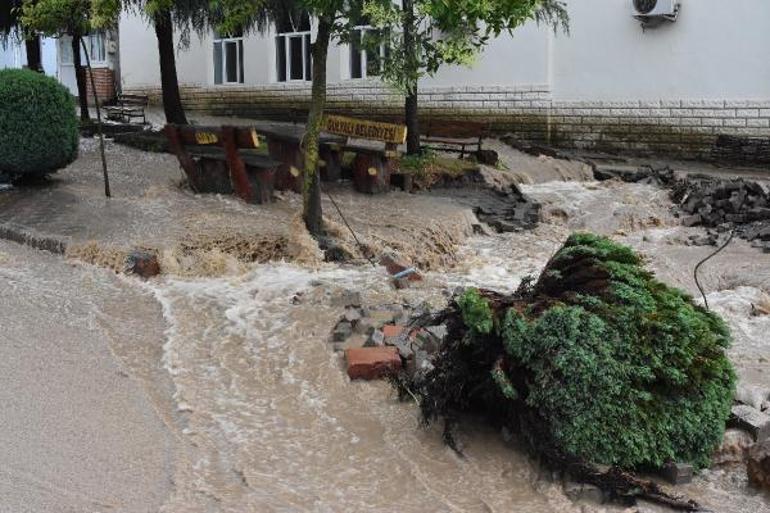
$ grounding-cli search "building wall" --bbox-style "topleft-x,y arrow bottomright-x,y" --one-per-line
0,45 -> 17,69
119,0 -> 770,159
0,37 -> 58,77
551,1 -> 770,101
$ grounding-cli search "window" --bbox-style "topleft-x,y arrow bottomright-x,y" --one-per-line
275,11 -> 311,82
350,27 -> 387,79
59,38 -> 73,65
214,30 -> 244,84
88,32 -> 106,63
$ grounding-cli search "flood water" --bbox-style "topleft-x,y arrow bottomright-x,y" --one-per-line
1,140 -> 769,512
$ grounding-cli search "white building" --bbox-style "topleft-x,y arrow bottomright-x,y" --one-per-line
118,0 -> 770,158
1,37 -> 59,80
1,32 -> 118,101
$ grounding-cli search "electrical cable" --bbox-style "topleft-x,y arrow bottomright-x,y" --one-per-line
323,186 -> 377,268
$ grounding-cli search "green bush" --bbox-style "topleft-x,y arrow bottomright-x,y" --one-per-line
0,68 -> 78,176
413,233 -> 735,471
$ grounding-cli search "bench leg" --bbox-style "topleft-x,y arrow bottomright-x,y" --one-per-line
267,139 -> 303,193
320,146 -> 342,182
222,126 -> 254,202
352,153 -> 390,194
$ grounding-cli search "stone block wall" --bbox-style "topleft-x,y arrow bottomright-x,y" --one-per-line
127,82 -> 770,160
548,99 -> 770,158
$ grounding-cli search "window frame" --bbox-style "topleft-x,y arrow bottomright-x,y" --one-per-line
213,32 -> 245,85
59,38 -> 73,66
349,25 -> 388,80
87,31 -> 107,65
59,34 -> 107,67
275,30 -> 312,83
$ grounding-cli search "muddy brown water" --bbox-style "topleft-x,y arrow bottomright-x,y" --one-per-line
0,140 -> 769,512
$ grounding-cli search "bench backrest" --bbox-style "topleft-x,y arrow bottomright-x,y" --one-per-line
165,124 -> 264,203
423,119 -> 489,140
322,114 -> 407,145
166,125 -> 261,150
118,94 -> 149,107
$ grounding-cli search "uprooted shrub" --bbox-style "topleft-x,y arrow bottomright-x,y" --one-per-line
0,68 -> 78,178
402,233 -> 735,474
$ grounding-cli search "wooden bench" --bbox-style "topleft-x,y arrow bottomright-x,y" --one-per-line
421,119 -> 490,158
164,124 -> 280,204
104,94 -> 149,124
252,124 -> 346,193
322,115 -> 407,194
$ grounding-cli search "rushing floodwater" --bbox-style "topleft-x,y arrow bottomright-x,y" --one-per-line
1,171 -> 769,512
146,264 -> 581,513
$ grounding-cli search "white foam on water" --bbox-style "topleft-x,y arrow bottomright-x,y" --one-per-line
142,260 -> 575,512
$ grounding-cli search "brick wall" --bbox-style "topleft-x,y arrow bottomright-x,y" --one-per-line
85,68 -> 115,104
126,82 -> 770,160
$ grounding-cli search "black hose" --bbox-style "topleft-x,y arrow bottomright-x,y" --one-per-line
693,229 -> 735,310
692,194 -> 747,310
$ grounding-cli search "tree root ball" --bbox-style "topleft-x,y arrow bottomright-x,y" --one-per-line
405,233 -> 736,471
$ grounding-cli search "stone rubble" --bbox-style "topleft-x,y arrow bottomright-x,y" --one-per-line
594,165 -> 770,251
729,404 -> 770,443
661,462 -> 694,485
671,177 -> 770,246
330,300 -> 446,381
428,176 -> 541,234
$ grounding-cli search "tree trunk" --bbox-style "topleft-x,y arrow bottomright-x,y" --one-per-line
405,90 -> 420,155
71,33 -> 90,121
153,10 -> 188,125
402,0 -> 421,155
302,16 -> 332,236
80,37 -> 111,198
25,35 -> 42,72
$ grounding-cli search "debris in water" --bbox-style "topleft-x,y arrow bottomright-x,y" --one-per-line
345,346 -> 401,380
126,250 -> 160,278
729,405 -> 770,443
389,233 -> 739,510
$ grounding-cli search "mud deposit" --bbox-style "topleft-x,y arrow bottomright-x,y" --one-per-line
0,140 -> 768,512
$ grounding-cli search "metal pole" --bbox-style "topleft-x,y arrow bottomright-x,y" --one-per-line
79,37 -> 111,198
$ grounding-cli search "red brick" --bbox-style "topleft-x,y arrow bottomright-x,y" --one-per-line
345,347 -> 401,380
382,324 -> 405,338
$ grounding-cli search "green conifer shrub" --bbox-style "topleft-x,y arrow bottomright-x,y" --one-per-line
410,233 -> 735,471
0,68 -> 78,177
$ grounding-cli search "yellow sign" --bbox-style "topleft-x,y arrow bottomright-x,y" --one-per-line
250,129 -> 260,148
322,115 -> 407,145
195,132 -> 219,145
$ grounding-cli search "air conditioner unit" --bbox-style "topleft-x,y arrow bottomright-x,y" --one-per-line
632,0 -> 681,23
